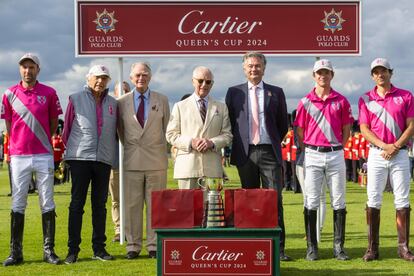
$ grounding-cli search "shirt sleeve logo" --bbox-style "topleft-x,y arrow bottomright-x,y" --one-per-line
37,95 -> 47,105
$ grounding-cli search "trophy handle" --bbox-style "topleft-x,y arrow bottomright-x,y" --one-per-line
197,177 -> 206,190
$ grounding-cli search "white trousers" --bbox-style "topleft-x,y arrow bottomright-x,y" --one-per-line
297,163 -> 327,229
10,155 -> 55,214
367,148 -> 410,209
304,148 -> 346,210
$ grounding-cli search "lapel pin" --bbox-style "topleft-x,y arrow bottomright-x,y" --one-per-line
267,91 -> 272,97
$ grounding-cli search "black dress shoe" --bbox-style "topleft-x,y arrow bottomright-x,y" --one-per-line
126,251 -> 140,260
280,251 -> 292,261
148,251 -> 157,259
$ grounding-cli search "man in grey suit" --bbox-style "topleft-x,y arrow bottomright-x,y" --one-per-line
225,52 -> 290,261
117,62 -> 170,260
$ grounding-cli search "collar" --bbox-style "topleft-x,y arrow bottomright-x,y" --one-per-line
248,81 -> 264,91
85,85 -> 109,99
370,84 -> 398,99
193,93 -> 209,103
18,81 -> 39,93
133,87 -> 150,99
308,87 -> 339,101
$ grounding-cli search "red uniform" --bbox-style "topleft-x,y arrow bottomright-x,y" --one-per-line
352,133 -> 361,161
52,135 -> 65,163
4,132 -> 10,163
344,136 -> 353,160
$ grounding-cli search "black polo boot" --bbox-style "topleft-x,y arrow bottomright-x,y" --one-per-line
3,211 -> 24,266
305,208 -> 318,261
333,209 -> 349,260
42,210 -> 60,264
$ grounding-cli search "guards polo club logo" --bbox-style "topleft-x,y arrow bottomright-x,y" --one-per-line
93,9 -> 118,34
37,95 -> 47,105
321,8 -> 346,33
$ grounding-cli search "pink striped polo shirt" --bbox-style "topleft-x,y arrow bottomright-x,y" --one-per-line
1,81 -> 62,155
358,85 -> 414,144
294,88 -> 354,147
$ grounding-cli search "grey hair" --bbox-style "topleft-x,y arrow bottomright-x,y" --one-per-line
130,62 -> 152,77
192,66 -> 214,80
242,51 -> 267,67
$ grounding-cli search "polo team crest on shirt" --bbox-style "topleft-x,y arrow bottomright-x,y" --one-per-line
331,101 -> 341,111
37,95 -> 47,105
93,9 -> 118,34
321,8 -> 346,33
108,104 -> 113,115
393,96 -> 403,105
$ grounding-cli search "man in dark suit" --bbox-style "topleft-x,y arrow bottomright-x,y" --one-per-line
225,51 -> 290,261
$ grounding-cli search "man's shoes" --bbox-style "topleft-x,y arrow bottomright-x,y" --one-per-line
64,253 -> 78,264
3,255 -> 23,266
112,234 -> 120,242
92,249 -> 114,261
126,251 -> 140,260
280,251 -> 292,261
148,251 -> 157,259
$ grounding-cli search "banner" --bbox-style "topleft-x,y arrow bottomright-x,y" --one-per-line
75,0 -> 361,56
162,238 -> 273,275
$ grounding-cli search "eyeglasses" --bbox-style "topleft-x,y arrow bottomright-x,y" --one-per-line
194,78 -> 213,85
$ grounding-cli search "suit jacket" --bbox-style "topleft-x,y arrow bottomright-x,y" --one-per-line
166,94 -> 232,179
117,90 -> 170,171
225,82 -> 288,166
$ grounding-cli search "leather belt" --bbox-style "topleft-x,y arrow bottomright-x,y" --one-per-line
305,144 -> 343,152
370,145 -> 407,150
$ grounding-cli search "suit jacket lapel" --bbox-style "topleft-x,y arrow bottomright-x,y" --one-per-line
243,83 -> 249,122
127,92 -> 144,136
202,95 -> 217,133
263,82 -> 271,111
145,91 -> 159,131
190,94 -> 205,127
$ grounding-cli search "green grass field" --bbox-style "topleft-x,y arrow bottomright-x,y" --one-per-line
0,162 -> 413,275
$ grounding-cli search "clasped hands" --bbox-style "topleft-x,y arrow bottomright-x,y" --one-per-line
191,138 -> 214,153
380,143 -> 400,160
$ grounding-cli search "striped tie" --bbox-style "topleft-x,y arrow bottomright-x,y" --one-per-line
199,99 -> 206,123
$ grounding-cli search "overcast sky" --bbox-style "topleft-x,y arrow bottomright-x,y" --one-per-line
1,0 -> 414,131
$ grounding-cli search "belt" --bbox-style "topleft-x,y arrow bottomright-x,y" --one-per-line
305,144 -> 343,152
370,145 -> 407,150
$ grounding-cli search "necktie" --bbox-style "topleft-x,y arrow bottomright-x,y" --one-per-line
199,99 -> 206,123
250,86 -> 260,145
137,94 -> 145,128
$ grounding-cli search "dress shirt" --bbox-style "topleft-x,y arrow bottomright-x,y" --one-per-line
247,81 -> 272,145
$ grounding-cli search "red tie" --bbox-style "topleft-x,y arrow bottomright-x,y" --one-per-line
137,95 -> 145,128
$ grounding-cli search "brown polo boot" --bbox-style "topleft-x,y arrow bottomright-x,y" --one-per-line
362,207 -> 380,261
396,207 -> 414,261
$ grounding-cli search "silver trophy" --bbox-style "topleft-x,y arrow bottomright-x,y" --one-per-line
198,177 -> 226,228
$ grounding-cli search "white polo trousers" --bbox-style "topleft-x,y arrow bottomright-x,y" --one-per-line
10,155 -> 55,214
367,148 -> 410,209
304,147 -> 346,210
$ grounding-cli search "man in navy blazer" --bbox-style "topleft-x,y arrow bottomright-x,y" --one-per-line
225,52 -> 290,261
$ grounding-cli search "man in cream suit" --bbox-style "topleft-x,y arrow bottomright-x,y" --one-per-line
117,62 -> 170,260
166,66 -> 232,188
